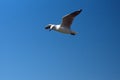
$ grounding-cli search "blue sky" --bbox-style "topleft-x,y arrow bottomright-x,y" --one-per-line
0,0 -> 120,80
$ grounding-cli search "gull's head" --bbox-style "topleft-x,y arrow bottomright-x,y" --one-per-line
45,24 -> 55,31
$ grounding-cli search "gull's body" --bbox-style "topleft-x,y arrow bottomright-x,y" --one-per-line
45,9 -> 82,35
50,24 -> 74,34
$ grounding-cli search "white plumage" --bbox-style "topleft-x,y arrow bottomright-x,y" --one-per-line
45,9 -> 82,35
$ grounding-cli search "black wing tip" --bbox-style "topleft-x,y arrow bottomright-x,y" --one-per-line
78,9 -> 83,12
73,9 -> 82,14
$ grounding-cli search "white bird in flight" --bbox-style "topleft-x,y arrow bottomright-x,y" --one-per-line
45,9 -> 82,35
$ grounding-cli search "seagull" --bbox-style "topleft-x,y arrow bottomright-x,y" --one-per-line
45,9 -> 82,35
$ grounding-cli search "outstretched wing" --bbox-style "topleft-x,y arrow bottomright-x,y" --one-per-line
61,9 -> 82,29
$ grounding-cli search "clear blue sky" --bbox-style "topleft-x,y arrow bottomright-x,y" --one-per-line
0,0 -> 120,80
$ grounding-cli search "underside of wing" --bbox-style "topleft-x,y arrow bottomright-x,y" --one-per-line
61,9 -> 82,28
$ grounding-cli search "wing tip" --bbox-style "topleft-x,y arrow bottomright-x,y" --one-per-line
78,9 -> 83,13
74,9 -> 82,15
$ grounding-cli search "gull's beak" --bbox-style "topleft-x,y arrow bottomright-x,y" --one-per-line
45,24 -> 53,31
45,25 -> 50,29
